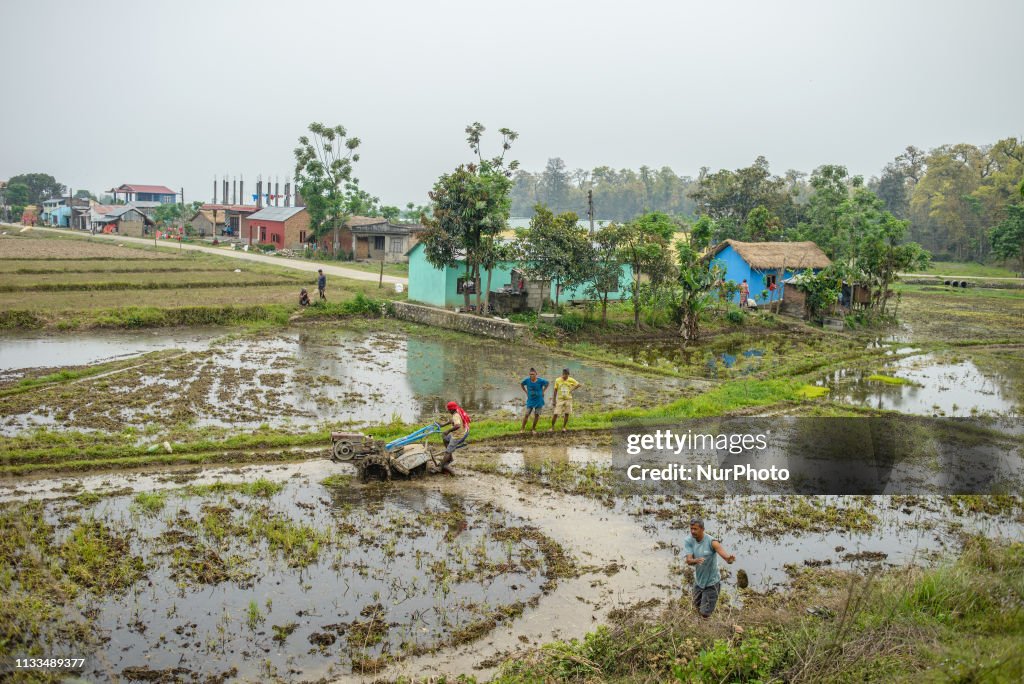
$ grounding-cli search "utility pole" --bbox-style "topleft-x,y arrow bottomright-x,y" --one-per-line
180,187 -> 185,253
587,189 -> 595,236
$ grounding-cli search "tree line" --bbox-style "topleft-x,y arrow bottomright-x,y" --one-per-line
510,138 -> 1024,266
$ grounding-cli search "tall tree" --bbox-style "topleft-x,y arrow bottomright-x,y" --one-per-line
293,122 -> 362,254
516,205 -> 593,314
584,225 -> 628,324
7,173 -> 65,204
618,211 -> 677,329
421,122 -> 518,314
989,204 -> 1024,273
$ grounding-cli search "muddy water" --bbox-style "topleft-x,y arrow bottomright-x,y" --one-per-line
821,352 -> 1021,416
2,453 -> 1022,682
0,328 -> 225,376
0,324 -> 690,435
6,460 -> 555,681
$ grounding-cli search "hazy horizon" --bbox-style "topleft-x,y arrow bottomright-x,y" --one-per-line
1,0 -> 1021,208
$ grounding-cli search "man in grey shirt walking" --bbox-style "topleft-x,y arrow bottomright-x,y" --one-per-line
684,517 -> 736,618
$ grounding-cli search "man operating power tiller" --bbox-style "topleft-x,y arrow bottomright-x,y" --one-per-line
684,517 -> 736,618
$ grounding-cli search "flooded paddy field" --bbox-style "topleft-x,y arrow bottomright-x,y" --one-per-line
0,321 -> 692,436
0,460 -> 571,681
820,347 -> 1023,416
2,447 -> 1021,682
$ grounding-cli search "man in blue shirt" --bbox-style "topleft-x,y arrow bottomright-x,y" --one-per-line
684,517 -> 736,618
519,368 -> 549,433
317,269 -> 327,300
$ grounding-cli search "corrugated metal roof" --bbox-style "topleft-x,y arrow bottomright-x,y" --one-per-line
113,184 -> 176,195
245,206 -> 306,221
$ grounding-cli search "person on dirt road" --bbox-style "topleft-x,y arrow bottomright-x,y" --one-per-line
520,368 -> 549,433
550,368 -> 581,432
439,401 -> 471,473
317,269 -> 327,300
684,517 -> 736,618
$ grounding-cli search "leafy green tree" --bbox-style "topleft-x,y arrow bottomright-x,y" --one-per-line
380,205 -> 400,222
584,225 -> 628,323
154,201 -> 203,232
989,204 -> 1024,273
6,182 -> 30,207
837,188 -> 930,312
690,156 -> 800,227
618,212 -> 678,329
743,206 -> 784,241
421,122 -> 518,313
73,189 -> 96,201
293,122 -> 362,254
7,173 -> 65,204
676,237 -> 722,340
516,205 -> 593,314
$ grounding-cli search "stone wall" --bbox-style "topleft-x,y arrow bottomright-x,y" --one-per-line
391,301 -> 530,341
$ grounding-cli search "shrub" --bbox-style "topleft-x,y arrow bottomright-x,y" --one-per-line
726,309 -> 745,325
508,311 -> 537,324
555,312 -> 585,333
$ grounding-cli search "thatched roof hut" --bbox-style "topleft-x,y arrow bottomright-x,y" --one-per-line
705,240 -> 832,270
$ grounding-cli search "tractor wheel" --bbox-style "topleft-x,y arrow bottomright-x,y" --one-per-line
332,441 -> 356,462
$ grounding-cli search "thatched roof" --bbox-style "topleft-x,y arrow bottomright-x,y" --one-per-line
707,239 -> 831,270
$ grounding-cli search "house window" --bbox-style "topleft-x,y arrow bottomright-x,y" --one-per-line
390,238 -> 404,253
456,277 -> 476,295
766,274 -> 777,288
259,226 -> 266,242
299,231 -> 306,243
373,236 -> 385,250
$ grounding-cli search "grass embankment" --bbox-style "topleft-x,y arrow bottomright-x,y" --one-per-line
493,537 -> 1024,683
0,234 -> 405,330
0,378 -> 815,476
917,260 -> 1021,278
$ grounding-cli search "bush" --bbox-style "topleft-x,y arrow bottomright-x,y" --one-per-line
255,243 -> 276,253
508,311 -> 537,324
555,312 -> 585,333
726,309 -> 745,325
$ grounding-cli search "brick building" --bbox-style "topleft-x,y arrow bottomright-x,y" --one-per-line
243,206 -> 311,249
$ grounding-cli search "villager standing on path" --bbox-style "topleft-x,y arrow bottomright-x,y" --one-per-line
684,517 -> 736,619
317,269 -> 327,300
520,368 -> 549,433
550,368 -> 581,432
739,279 -> 749,308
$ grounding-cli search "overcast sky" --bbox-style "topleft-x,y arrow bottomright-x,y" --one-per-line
1,0 -> 1021,208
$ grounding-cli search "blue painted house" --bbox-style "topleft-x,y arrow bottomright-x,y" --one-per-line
407,242 -> 633,309
707,239 -> 831,305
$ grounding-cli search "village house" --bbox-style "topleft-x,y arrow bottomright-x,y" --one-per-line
406,241 -> 633,312
706,239 -> 831,306
108,184 -> 177,204
89,204 -> 154,236
190,204 -> 258,237
242,206 -> 311,249
347,218 -> 424,263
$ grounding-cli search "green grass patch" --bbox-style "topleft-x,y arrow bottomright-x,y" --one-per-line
182,478 -> 284,498
132,491 -> 168,515
320,473 -> 352,487
866,374 -> 914,385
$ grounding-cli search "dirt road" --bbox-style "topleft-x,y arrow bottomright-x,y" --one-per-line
19,225 -> 408,285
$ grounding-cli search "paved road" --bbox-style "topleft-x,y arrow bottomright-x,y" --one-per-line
18,225 -> 408,285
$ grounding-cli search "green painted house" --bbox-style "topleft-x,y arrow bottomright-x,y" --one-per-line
406,242 -> 633,309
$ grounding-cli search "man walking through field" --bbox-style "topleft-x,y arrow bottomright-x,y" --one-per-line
317,269 -> 327,300
685,517 -> 736,618
550,368 -> 581,432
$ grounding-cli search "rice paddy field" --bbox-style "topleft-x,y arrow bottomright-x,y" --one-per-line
0,229 -> 1022,683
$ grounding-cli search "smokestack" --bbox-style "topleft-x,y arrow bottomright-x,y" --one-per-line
213,177 -> 217,204
256,179 -> 262,209
284,181 -> 291,207
295,187 -> 304,207
239,178 -> 244,206
275,180 -> 280,207
232,179 -> 237,205
223,179 -> 229,206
